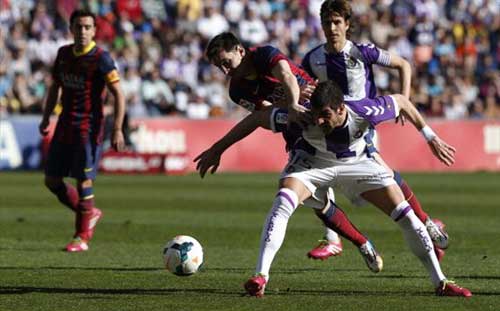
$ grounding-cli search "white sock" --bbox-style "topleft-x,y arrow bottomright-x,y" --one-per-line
255,188 -> 298,280
391,201 -> 446,287
324,227 -> 341,243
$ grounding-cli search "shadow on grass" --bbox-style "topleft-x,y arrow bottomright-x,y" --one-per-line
376,274 -> 500,281
2,285 -> 498,297
0,286 -> 427,297
0,266 -> 362,274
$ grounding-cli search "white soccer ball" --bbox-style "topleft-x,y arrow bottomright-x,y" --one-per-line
163,235 -> 203,276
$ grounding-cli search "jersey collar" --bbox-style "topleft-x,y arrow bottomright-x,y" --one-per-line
323,40 -> 353,55
72,41 -> 96,57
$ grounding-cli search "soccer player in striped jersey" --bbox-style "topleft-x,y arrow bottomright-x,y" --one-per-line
301,0 -> 448,261
244,80 -> 470,298
39,9 -> 125,252
197,31 -> 381,272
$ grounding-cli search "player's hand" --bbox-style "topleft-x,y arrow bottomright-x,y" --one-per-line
299,79 -> 318,102
428,137 -> 456,166
395,114 -> 406,126
288,103 -> 312,129
39,118 -> 50,136
193,146 -> 223,178
111,129 -> 125,152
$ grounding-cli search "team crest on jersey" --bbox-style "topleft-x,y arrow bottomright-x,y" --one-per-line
346,56 -> 358,68
238,99 -> 256,112
354,129 -> 363,139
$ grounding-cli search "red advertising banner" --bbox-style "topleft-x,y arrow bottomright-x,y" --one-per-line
129,118 -> 288,173
129,118 -> 500,173
38,117 -> 500,173
376,120 -> 500,172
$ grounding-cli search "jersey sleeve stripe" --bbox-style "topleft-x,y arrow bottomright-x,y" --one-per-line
376,49 -> 391,66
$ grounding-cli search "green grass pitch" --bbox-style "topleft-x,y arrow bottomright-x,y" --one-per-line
1,172 -> 499,310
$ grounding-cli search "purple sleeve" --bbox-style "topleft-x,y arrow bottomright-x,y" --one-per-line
346,96 -> 397,126
355,42 -> 391,66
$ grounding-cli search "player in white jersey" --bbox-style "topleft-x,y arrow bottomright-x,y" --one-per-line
301,0 -> 448,261
244,80 -> 471,298
196,32 -> 384,277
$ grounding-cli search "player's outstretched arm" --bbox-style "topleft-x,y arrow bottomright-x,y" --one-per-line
39,83 -> 60,136
107,81 -> 126,152
194,108 -> 273,178
271,60 -> 310,126
395,94 -> 456,166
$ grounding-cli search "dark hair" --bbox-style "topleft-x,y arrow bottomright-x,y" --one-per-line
310,80 -> 344,110
205,32 -> 242,62
320,0 -> 353,38
69,9 -> 96,27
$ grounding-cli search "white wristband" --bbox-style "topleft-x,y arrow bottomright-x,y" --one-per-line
421,125 -> 436,142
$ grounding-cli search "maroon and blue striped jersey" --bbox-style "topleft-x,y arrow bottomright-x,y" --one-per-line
52,42 -> 120,144
229,46 -> 314,112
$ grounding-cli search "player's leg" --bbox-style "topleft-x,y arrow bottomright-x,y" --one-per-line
65,141 -> 104,252
306,188 -> 343,260
44,140 -> 79,211
392,170 -> 449,251
44,176 -> 79,212
245,176 -> 311,297
361,185 -> 471,297
313,197 -> 383,272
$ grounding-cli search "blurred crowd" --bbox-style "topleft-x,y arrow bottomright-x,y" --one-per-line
0,0 -> 499,120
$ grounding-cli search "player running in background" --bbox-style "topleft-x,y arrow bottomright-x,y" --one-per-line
39,9 -> 125,252
244,80 -> 471,298
301,0 -> 448,261
197,32 -> 384,272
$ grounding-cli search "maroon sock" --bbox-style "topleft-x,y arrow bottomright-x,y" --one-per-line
75,198 -> 95,239
400,181 -> 428,223
49,183 -> 79,212
316,203 -> 367,247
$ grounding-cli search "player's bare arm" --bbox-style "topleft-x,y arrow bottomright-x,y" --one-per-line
194,108 -> 273,178
387,53 -> 412,125
271,60 -> 310,125
395,94 -> 456,166
39,82 -> 60,136
387,54 -> 411,99
106,79 -> 126,152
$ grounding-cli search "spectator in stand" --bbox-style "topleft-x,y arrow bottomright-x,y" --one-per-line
1,0 -> 499,120
141,68 -> 175,116
121,66 -> 147,118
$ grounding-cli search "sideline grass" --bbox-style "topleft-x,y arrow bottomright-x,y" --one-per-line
0,172 -> 499,310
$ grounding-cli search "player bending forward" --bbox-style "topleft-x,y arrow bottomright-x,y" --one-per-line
244,81 -> 471,298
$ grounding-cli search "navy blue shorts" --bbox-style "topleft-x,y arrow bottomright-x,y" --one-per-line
45,139 -> 103,180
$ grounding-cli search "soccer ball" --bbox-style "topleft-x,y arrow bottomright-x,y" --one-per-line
163,235 -> 203,276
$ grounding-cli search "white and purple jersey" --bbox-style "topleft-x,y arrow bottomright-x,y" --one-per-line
300,96 -> 399,165
301,40 -> 391,101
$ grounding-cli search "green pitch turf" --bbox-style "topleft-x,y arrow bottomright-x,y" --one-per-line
0,172 -> 499,310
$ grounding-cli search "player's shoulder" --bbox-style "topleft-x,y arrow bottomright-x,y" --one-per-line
304,43 -> 324,59
252,45 -> 283,59
56,44 -> 73,55
351,40 -> 379,52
